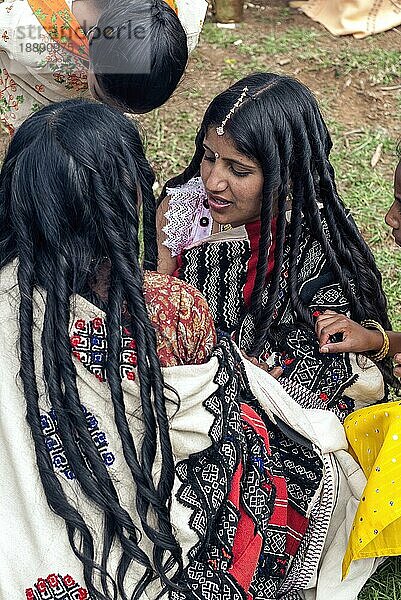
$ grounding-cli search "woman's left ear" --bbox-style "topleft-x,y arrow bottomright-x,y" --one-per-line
87,69 -> 103,103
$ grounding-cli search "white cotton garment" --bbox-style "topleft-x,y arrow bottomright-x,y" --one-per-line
176,0 -> 208,53
0,260 -> 216,599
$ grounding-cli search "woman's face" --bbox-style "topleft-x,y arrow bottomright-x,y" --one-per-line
385,161 -> 401,247
200,128 -> 264,228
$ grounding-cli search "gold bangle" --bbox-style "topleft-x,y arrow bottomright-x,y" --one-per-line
361,319 -> 390,361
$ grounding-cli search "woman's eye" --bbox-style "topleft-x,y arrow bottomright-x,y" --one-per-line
230,166 -> 250,177
203,153 -> 215,162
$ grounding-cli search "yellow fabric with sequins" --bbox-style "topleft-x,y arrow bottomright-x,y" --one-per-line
343,401 -> 401,578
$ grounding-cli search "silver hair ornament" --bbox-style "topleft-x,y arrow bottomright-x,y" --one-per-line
216,86 -> 249,136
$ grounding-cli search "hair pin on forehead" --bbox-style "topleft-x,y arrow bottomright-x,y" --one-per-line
216,86 -> 249,136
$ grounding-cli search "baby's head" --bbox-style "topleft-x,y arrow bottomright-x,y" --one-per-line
88,0 -> 188,113
385,156 -> 401,247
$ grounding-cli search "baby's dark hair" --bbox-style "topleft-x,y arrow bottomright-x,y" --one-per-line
0,99 -> 183,598
163,72 -> 398,390
90,0 -> 188,113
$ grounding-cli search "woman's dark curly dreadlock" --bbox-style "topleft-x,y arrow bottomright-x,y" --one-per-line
0,99 -> 184,598
162,72 -> 398,390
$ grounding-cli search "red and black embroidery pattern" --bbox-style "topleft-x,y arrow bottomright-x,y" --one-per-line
25,573 -> 91,599
171,339 -> 323,600
71,317 -> 138,383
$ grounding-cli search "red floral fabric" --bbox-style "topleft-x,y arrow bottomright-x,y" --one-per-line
143,271 -> 216,366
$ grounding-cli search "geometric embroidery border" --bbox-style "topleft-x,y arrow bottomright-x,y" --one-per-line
71,317 -> 138,383
25,573 -> 90,599
41,405 -> 115,481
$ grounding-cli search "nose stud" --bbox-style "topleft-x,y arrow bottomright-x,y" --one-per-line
215,152 -> 220,160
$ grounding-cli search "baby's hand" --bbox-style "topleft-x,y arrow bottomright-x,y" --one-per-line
242,353 -> 284,379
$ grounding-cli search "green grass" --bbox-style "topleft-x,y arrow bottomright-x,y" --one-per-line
329,126 -> 401,329
200,23 -> 239,47
201,22 -> 323,51
201,23 -> 401,85
237,27 -> 322,56
359,558 -> 401,600
141,108 -> 197,183
333,48 -> 401,85
278,6 -> 292,20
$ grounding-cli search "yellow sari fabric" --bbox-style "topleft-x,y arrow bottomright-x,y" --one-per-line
343,401 -> 401,578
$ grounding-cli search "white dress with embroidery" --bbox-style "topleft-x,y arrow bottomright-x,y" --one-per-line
0,0 -> 89,134
0,259 -> 383,600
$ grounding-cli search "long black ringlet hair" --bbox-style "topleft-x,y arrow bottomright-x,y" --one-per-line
90,0 -> 188,114
0,100 -> 184,599
162,72 -> 398,390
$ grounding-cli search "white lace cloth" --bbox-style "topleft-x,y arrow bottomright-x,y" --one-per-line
163,177 -> 212,257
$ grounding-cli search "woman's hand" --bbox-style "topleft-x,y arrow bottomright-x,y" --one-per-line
394,353 -> 401,378
242,353 -> 283,379
315,310 -> 383,354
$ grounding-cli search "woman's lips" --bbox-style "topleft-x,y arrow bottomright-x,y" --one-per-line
207,194 -> 232,212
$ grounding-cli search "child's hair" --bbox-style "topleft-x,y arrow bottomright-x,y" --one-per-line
163,72 -> 398,389
90,0 -> 188,113
0,99 -> 184,598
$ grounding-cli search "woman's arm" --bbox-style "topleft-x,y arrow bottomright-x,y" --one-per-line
315,311 -> 401,375
156,195 -> 178,275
